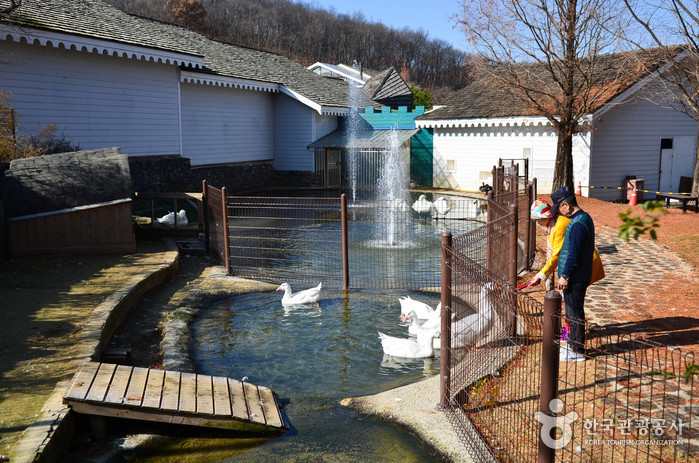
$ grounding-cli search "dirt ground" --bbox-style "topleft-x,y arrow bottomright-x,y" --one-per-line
0,196 -> 696,459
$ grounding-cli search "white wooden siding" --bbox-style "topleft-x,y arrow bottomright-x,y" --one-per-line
0,40 -> 181,156
180,83 -> 274,166
273,94 -> 337,171
590,85 -> 697,201
431,123 -> 562,192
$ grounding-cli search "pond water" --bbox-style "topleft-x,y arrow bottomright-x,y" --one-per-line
182,288 -> 444,461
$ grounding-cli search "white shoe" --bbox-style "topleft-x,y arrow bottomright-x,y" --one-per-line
560,348 -> 585,362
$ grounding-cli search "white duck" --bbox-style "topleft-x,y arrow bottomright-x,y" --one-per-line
157,209 -> 188,225
399,296 -> 439,322
276,282 -> 322,306
411,195 -> 433,214
432,197 -> 451,218
378,329 -> 439,359
451,283 -> 497,350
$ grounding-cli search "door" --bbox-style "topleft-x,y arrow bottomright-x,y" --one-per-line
326,150 -> 341,187
659,136 -> 696,193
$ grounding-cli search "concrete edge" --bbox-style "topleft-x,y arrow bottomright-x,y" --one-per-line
10,239 -> 180,463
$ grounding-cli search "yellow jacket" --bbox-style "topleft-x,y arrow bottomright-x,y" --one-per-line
539,215 -> 605,284
540,215 -> 570,277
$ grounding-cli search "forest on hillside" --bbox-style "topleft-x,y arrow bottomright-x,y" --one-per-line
104,0 -> 473,94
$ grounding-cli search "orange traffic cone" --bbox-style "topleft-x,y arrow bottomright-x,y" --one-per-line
629,187 -> 637,206
576,181 -> 582,196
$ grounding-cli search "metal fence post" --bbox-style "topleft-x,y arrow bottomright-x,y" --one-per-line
509,203 -> 518,289
440,231 -> 452,410
202,180 -> 210,254
538,290 -> 562,463
486,190 -> 493,273
221,186 -> 230,275
341,193 -> 349,290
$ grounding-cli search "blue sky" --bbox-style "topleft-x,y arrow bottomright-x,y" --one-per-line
298,0 -> 468,52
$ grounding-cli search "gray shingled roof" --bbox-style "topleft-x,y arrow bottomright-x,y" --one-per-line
1,0 -> 350,108
363,67 -> 412,101
419,47 -> 677,121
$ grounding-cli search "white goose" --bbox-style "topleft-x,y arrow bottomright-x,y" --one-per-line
407,312 -> 443,350
276,282 -> 322,306
378,329 -> 439,359
451,283 -> 498,350
399,296 -> 439,322
157,209 -> 188,225
432,196 -> 451,218
411,195 -> 433,214
407,310 -> 441,336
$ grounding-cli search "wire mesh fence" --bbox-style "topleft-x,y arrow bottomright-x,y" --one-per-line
443,217 -> 546,462
555,316 -> 697,462
442,214 -> 698,462
225,195 -> 484,290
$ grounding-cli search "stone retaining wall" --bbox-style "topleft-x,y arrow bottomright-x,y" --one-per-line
128,156 -> 322,193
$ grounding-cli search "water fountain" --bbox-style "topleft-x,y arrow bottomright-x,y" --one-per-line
346,64 -> 365,202
375,126 -> 411,247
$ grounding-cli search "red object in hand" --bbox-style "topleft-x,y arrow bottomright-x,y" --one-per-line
517,281 -> 533,290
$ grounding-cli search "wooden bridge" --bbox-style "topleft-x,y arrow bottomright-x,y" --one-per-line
63,362 -> 287,435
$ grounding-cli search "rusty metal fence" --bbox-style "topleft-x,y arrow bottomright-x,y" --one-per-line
223,194 -> 483,290
203,181 -> 229,269
441,216 -> 697,462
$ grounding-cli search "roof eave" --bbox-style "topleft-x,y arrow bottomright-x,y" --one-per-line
0,23 -> 203,68
416,115 -> 553,128
279,85 -> 349,116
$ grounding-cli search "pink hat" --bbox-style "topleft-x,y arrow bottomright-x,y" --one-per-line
530,199 -> 552,219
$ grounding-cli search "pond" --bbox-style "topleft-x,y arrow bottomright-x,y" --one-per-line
183,288 -> 445,461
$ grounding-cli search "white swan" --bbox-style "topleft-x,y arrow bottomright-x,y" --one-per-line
433,197 -> 451,217
378,329 -> 439,359
399,296 -> 439,322
451,283 -> 497,350
276,282 -> 322,306
157,209 -> 188,225
411,195 -> 433,214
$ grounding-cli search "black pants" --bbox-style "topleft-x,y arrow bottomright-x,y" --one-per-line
563,280 -> 589,354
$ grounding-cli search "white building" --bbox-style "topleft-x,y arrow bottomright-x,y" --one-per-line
417,51 -> 698,200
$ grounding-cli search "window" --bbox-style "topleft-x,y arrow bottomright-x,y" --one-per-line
446,159 -> 456,172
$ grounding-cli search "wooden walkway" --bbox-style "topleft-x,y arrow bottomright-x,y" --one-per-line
63,362 -> 287,434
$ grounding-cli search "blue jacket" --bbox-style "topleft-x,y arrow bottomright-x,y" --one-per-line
558,210 -> 595,283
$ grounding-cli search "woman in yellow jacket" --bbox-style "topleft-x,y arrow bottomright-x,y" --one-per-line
529,199 -> 604,290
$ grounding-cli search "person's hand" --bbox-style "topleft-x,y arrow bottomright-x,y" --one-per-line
529,272 -> 545,286
558,276 -> 569,290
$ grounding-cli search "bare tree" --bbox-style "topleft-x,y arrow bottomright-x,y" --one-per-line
0,0 -> 22,19
623,0 -> 699,196
106,0 -> 473,92
454,0 -> 633,192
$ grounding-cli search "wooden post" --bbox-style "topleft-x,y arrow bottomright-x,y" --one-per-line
341,193 -> 349,290
439,231 -> 452,410
509,203 -> 518,289
202,180 -> 210,254
538,290 -> 562,463
221,186 -> 230,275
